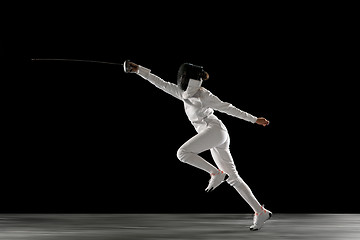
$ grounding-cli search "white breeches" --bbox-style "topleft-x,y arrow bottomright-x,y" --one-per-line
176,120 -> 243,187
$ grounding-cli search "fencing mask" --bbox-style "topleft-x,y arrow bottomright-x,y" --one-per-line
177,63 -> 208,99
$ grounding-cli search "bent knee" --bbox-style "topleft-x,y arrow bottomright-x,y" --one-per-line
176,148 -> 186,162
176,147 -> 192,163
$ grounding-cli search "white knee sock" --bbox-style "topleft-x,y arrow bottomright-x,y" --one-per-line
232,181 -> 262,213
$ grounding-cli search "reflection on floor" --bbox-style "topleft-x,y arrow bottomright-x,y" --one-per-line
0,214 -> 359,240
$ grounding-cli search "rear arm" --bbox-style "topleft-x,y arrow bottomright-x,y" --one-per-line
203,90 -> 258,123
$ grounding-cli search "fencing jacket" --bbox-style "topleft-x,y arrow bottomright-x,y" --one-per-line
136,66 -> 257,131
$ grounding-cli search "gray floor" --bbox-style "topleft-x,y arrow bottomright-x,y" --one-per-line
0,214 -> 359,240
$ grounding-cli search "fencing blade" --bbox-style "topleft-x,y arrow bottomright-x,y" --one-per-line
31,58 -> 124,66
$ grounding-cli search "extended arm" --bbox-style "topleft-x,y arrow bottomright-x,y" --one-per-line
124,61 -> 182,100
204,90 -> 269,126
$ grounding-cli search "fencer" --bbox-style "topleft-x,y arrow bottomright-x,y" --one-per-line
124,61 -> 272,231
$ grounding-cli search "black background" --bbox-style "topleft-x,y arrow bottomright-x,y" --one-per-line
2,2 -> 358,213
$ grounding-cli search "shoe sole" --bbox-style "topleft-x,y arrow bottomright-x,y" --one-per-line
249,212 -> 272,231
205,181 -> 224,192
205,174 -> 226,192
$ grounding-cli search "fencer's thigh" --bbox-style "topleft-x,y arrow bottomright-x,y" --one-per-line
179,125 -> 228,154
210,139 -> 240,178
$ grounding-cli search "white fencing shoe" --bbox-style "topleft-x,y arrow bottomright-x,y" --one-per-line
249,205 -> 272,231
205,170 -> 226,192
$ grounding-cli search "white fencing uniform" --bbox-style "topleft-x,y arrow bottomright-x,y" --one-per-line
136,65 -> 263,213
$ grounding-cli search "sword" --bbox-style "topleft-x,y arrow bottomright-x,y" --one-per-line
31,58 -> 124,66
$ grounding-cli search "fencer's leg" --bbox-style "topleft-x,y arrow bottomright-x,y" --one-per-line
177,147 -> 218,174
210,147 -> 262,213
226,167 -> 272,230
228,176 -> 263,214
210,135 -> 272,230
176,126 -> 227,175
